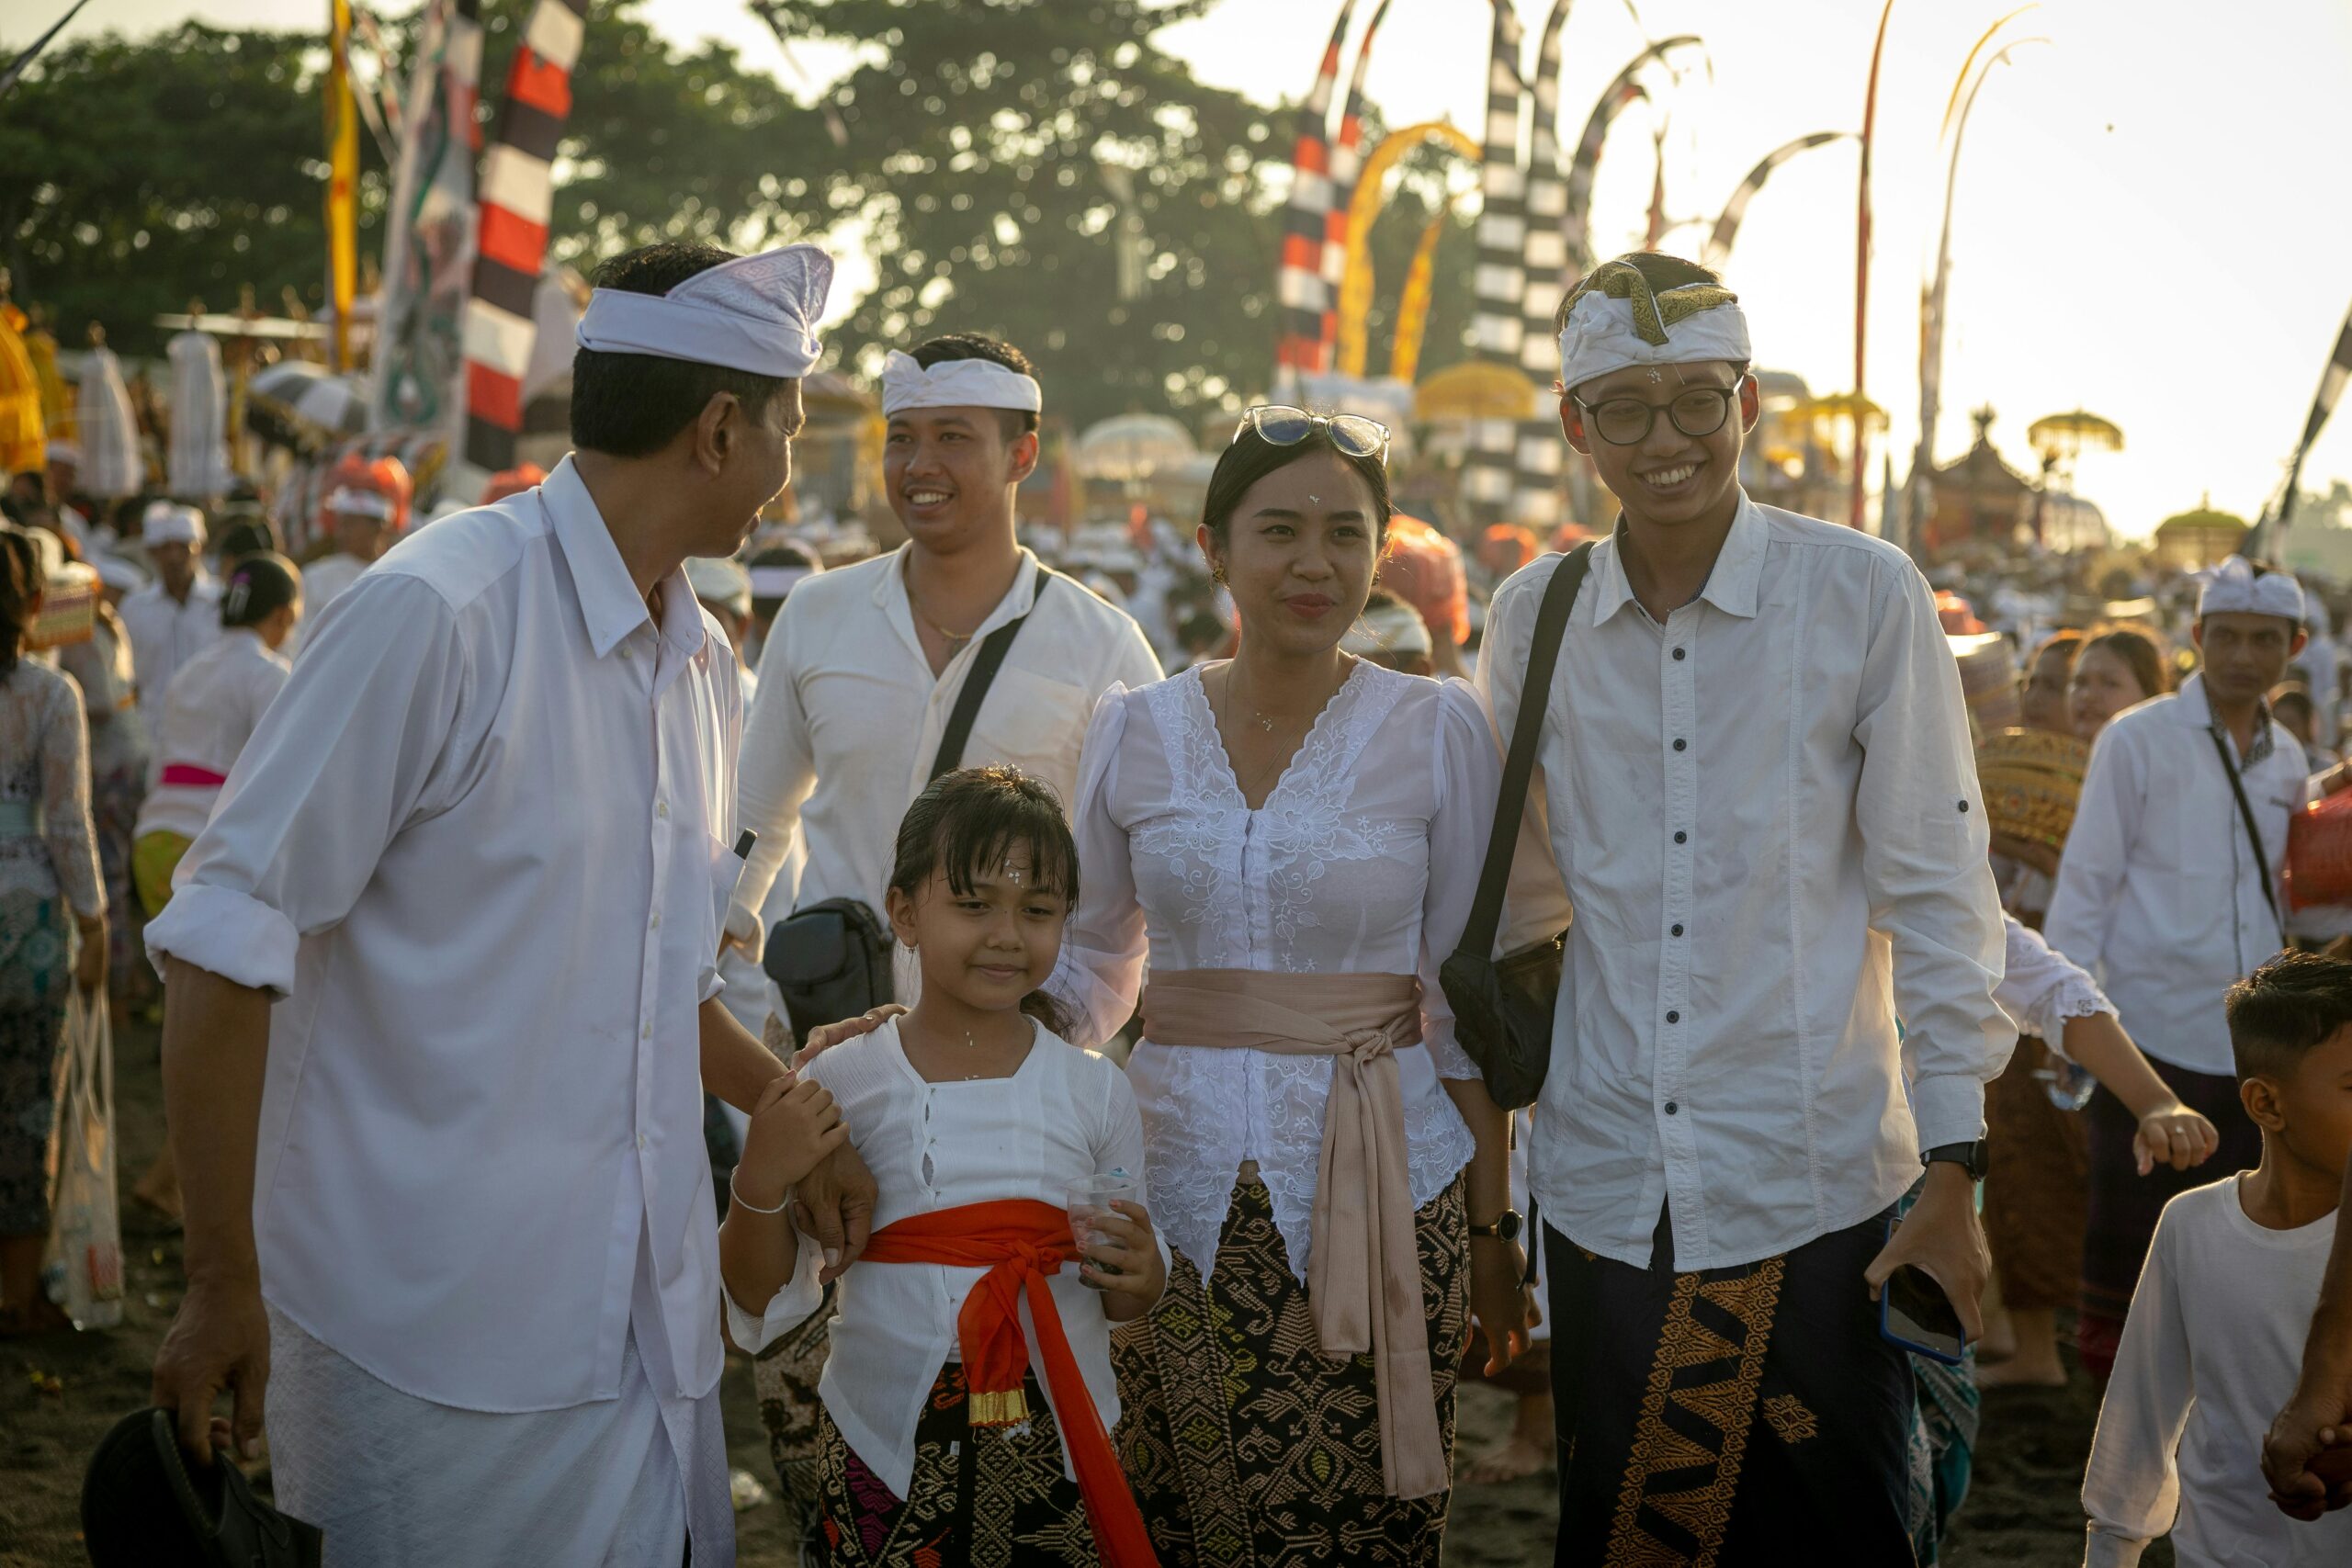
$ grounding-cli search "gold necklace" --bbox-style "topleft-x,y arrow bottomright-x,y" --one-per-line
906,578 -> 979,645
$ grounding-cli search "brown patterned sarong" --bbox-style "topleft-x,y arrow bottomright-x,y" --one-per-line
816,1362 -> 1094,1568
1545,1204 -> 1917,1565
1110,1173 -> 1468,1568
1983,1034 -> 2088,1310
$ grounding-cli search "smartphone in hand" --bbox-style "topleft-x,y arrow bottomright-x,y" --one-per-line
1877,1217 -> 1967,1366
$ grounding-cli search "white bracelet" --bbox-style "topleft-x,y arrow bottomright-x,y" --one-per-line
729,1170 -> 791,1215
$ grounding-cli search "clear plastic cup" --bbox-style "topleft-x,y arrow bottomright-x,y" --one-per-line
1065,1172 -> 1137,1287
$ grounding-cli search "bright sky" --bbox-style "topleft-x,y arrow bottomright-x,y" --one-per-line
23,0 -> 2352,540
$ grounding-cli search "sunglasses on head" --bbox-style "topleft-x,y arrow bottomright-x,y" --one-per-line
1231,405 -> 1391,460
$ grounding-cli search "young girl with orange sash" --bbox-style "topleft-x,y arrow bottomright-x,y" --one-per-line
719,767 -> 1168,1567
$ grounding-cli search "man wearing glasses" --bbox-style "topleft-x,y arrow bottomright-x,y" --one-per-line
1474,251 -> 2009,1562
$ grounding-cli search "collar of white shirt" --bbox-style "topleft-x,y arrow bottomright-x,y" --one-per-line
2170,671 -> 2280,767
870,539 -> 1050,654
541,458 -> 710,683
1585,491 -> 1770,626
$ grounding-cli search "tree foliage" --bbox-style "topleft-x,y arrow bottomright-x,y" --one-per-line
1,1 -> 1480,426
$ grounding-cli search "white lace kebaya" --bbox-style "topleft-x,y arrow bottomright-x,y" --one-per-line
1049,660 -> 1499,1285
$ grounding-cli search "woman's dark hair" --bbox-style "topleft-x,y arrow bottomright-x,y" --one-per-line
1200,420 -> 1393,555
0,527 -> 39,679
907,333 -> 1040,441
2081,626 -> 2169,701
2029,628 -> 2085,671
220,551 -> 300,630
571,243 -> 790,457
214,513 -> 282,564
888,766 -> 1080,1034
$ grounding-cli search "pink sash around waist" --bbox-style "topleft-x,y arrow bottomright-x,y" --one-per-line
1142,967 -> 1446,1500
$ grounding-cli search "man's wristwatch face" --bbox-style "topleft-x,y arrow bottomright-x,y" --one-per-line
1468,1210 -> 1523,1242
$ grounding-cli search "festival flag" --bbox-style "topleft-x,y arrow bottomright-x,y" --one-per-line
2256,301 -> 2352,555
1851,0 -> 1896,529
1699,132 -> 1849,273
371,0 -> 483,438
1462,0 -> 1525,524
1318,0 -> 1390,369
1510,0 -> 1574,529
461,0 -> 587,476
325,0 -> 361,371
1560,38 -> 1699,279
0,0 -> 93,103
1389,203 -> 1453,384
1272,0 -> 1357,385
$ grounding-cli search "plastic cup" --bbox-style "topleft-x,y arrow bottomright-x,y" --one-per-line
1065,1173 -> 1137,1287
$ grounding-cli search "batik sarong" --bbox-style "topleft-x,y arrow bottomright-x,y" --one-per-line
1111,1173 -> 1469,1568
1544,1203 -> 1917,1566
815,1363 -> 1093,1568
1983,1034 -> 2087,1310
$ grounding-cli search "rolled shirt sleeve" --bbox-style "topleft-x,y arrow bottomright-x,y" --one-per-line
144,574 -> 468,996
1849,557 -> 2009,1151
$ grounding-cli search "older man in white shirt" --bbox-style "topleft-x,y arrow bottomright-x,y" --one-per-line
144,240 -> 838,1567
118,502 -> 221,728
2044,555 -> 2336,1384
1477,253 -> 2008,1564
724,331 -> 1159,1516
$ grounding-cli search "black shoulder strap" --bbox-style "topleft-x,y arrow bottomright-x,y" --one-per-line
1458,543 -> 1596,961
931,572 -> 1055,782
2208,727 -> 2287,943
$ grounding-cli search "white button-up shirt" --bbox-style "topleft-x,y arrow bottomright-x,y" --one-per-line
119,572 -> 222,727
732,546 -> 1161,970
2043,675 -> 2312,1077
131,626 -> 289,843
1477,497 -> 2009,1272
145,456 -> 742,1412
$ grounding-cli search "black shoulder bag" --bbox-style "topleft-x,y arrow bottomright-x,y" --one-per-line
764,577 -> 1057,1039
2209,727 -> 2288,950
1439,543 -> 1593,1110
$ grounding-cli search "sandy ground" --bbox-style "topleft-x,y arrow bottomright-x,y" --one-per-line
1,1017 -> 2133,1565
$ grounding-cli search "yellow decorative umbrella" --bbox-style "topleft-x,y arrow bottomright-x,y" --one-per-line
1413,362 -> 1542,423
0,301 -> 42,476
2027,408 -> 2124,462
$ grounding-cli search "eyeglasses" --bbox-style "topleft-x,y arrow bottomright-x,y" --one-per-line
1572,384 -> 1743,446
1231,404 -> 1391,460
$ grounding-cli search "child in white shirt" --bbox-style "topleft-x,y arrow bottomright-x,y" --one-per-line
2081,950 -> 2352,1566
719,766 -> 1166,1568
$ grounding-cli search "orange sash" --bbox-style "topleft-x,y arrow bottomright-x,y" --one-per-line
863,1198 -> 1159,1568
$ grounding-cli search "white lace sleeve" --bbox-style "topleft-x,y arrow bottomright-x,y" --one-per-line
1996,914 -> 2115,1055
1420,681 -> 1502,1078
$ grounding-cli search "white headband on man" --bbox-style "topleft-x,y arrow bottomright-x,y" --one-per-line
574,243 -> 834,378
2199,554 -> 2306,625
142,501 -> 205,547
879,349 -> 1042,418
1558,256 -> 1752,394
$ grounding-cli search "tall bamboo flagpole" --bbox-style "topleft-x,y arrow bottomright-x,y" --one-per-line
325,0 -> 360,371
1851,0 -> 1895,529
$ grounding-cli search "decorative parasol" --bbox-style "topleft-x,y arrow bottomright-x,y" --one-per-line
1413,361 -> 1542,423
246,360 -> 371,450
2027,408 -> 2123,464
74,334 -> 143,498
1073,413 -> 1195,484
1794,390 -> 1888,430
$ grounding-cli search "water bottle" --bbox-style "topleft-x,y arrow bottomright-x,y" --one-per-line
2036,1057 -> 2098,1112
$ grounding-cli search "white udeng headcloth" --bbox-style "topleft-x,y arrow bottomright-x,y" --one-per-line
574,243 -> 834,378
1558,256 -> 1752,393
879,349 -> 1042,417
2199,555 -> 2306,625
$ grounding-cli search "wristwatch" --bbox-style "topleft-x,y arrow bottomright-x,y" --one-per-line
1921,1139 -> 1989,1182
1467,1209 -> 1523,1242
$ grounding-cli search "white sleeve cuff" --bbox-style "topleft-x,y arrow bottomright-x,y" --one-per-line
1911,1069 -> 1989,1155
143,882 -> 300,996
721,1251 -> 826,1353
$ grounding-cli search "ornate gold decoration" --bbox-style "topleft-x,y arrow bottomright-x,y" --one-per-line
1566,259 -> 1742,346
1976,727 -> 2091,851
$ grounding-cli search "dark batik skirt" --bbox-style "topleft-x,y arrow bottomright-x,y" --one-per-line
1111,1174 -> 1470,1568
2078,1059 -> 2261,1378
816,1363 -> 1095,1568
1982,1034 -> 2089,1310
1544,1203 -> 1919,1567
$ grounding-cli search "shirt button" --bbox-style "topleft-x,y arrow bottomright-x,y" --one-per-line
1670,923 -> 1684,937
619,646 -> 632,660
1674,830 -> 1688,844
1665,1101 -> 1679,1115
636,1132 -> 647,1149
657,801 -> 669,819
1958,799 -> 1970,813
1666,1010 -> 1680,1024
650,913 -> 662,930
641,1021 -> 652,1040
1672,648 -> 1686,661
1673,738 -> 1688,752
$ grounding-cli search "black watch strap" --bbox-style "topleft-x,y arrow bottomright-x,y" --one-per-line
1922,1139 -> 1989,1182
1467,1209 -> 1523,1242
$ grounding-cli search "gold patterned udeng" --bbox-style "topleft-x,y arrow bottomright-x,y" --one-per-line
1976,728 -> 2090,852
1566,259 -> 1740,346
